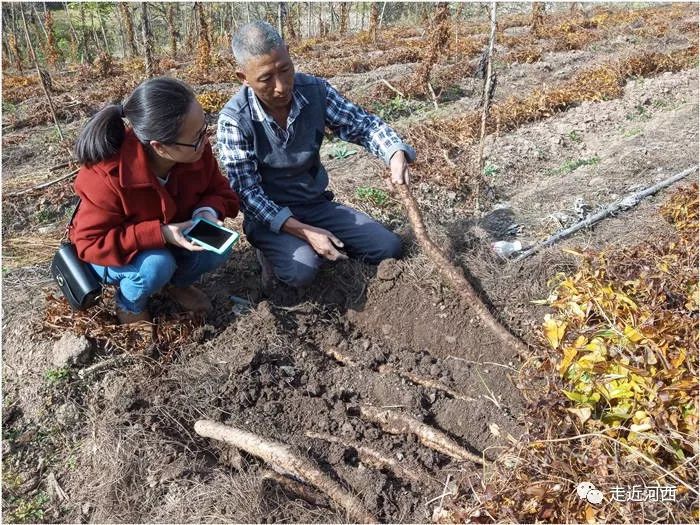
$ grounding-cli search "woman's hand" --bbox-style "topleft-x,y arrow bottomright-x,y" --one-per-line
193,209 -> 224,226
160,220 -> 205,251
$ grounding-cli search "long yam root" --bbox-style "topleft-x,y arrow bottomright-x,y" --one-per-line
359,405 -> 486,465
306,431 -> 439,486
377,364 -> 476,402
395,183 -> 528,356
194,420 -> 376,523
262,470 -> 330,508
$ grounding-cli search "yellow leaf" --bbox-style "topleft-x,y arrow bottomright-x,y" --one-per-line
623,325 -> 645,343
543,314 -> 567,349
560,346 -> 578,376
630,423 -> 652,433
567,406 -> 592,424
585,505 -> 598,524
685,283 -> 699,311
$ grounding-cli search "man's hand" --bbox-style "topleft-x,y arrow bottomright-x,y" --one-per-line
389,150 -> 410,186
282,218 -> 348,261
160,220 -> 205,251
193,210 -> 224,226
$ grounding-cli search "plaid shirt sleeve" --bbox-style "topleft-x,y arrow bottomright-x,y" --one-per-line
216,115 -> 293,233
323,79 -> 416,165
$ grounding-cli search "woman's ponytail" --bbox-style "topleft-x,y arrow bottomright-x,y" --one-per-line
73,104 -> 126,166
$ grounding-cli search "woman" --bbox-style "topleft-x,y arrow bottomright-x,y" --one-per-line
70,77 -> 239,331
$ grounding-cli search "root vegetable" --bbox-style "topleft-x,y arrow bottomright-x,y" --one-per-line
194,420 -> 376,523
359,405 -> 486,465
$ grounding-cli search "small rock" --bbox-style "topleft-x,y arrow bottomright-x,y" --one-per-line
445,336 -> 457,345
381,324 -> 392,335
52,333 -> 92,368
55,403 -> 80,428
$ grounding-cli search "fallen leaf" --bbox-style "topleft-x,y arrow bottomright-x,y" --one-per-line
544,314 -> 567,349
567,406 -> 592,424
488,422 -> 501,437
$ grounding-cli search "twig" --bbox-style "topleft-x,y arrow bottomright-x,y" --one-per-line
513,165 -> 699,262
446,355 -> 519,372
425,474 -> 452,507
49,161 -> 72,172
380,78 -> 405,98
306,431 -> 438,486
532,432 -> 699,496
427,82 -> 439,109
5,169 -> 79,197
359,405 -> 486,465
194,420 -> 376,523
394,182 -> 529,356
77,354 -> 134,379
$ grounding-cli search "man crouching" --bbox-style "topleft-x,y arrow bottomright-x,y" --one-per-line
217,21 -> 416,289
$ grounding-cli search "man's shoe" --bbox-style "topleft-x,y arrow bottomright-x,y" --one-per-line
116,308 -> 152,324
165,285 -> 213,313
116,308 -> 155,342
255,249 -> 276,292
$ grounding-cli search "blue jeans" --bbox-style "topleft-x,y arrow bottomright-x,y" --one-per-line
244,200 -> 402,288
90,247 -> 231,313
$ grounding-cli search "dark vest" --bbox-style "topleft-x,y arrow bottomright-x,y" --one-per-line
220,73 -> 329,208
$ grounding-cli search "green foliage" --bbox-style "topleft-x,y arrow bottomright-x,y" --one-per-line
355,186 -> 389,207
625,104 -> 652,121
45,367 -> 70,386
373,95 -> 413,121
549,156 -> 600,176
5,492 -> 50,523
483,162 -> 500,178
567,130 -> 583,143
622,127 -> 643,138
330,143 -> 357,160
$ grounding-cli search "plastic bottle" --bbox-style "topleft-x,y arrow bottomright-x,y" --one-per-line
491,240 -> 522,258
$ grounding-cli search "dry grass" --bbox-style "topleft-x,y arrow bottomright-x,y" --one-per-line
403,45 -> 697,188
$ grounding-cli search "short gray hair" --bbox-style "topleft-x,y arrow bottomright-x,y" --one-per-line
231,21 -> 284,67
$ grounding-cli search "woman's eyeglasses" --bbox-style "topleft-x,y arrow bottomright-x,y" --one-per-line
171,120 -> 210,151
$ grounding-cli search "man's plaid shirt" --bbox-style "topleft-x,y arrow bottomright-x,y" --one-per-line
216,77 -> 415,231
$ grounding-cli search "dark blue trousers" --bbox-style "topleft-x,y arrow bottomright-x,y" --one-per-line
244,200 -> 401,287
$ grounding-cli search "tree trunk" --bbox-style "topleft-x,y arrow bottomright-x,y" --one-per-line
195,2 -> 212,71
307,2 -> 312,37
62,2 -> 79,62
369,3 -> 379,43
140,2 -> 155,77
78,3 -> 92,63
20,6 -> 63,140
43,9 -> 61,66
98,9 -> 110,55
278,2 -> 284,38
339,3 -> 349,34
411,2 -> 450,95
119,3 -> 137,57
167,4 -> 178,58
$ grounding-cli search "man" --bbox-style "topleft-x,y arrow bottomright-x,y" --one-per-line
217,21 -> 415,289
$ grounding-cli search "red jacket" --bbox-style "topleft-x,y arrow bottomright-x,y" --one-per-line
70,129 -> 239,267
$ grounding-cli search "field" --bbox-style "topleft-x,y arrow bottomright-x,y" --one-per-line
1,2 -> 698,523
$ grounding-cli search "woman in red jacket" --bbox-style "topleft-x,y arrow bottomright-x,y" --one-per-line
70,77 -> 239,330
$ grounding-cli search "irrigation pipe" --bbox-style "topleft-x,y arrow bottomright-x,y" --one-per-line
513,165 -> 698,262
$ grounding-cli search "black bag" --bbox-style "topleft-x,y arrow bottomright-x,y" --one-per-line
50,200 -> 103,310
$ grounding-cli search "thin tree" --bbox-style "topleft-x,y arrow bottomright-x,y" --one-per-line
62,2 -> 79,62
194,2 -> 212,72
166,4 -> 178,58
78,2 -> 92,63
43,8 -> 61,66
411,2 -> 450,96
119,3 -> 137,57
20,6 -> 63,140
284,3 -> 298,41
475,1 -> 498,212
369,2 -> 379,42
140,2 -> 155,78
339,3 -> 350,34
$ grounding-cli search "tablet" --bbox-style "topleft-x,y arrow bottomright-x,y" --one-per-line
184,218 -> 239,254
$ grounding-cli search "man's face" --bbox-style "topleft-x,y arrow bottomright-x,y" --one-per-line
237,46 -> 295,112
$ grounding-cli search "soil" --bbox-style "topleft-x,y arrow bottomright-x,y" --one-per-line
2,5 -> 697,523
